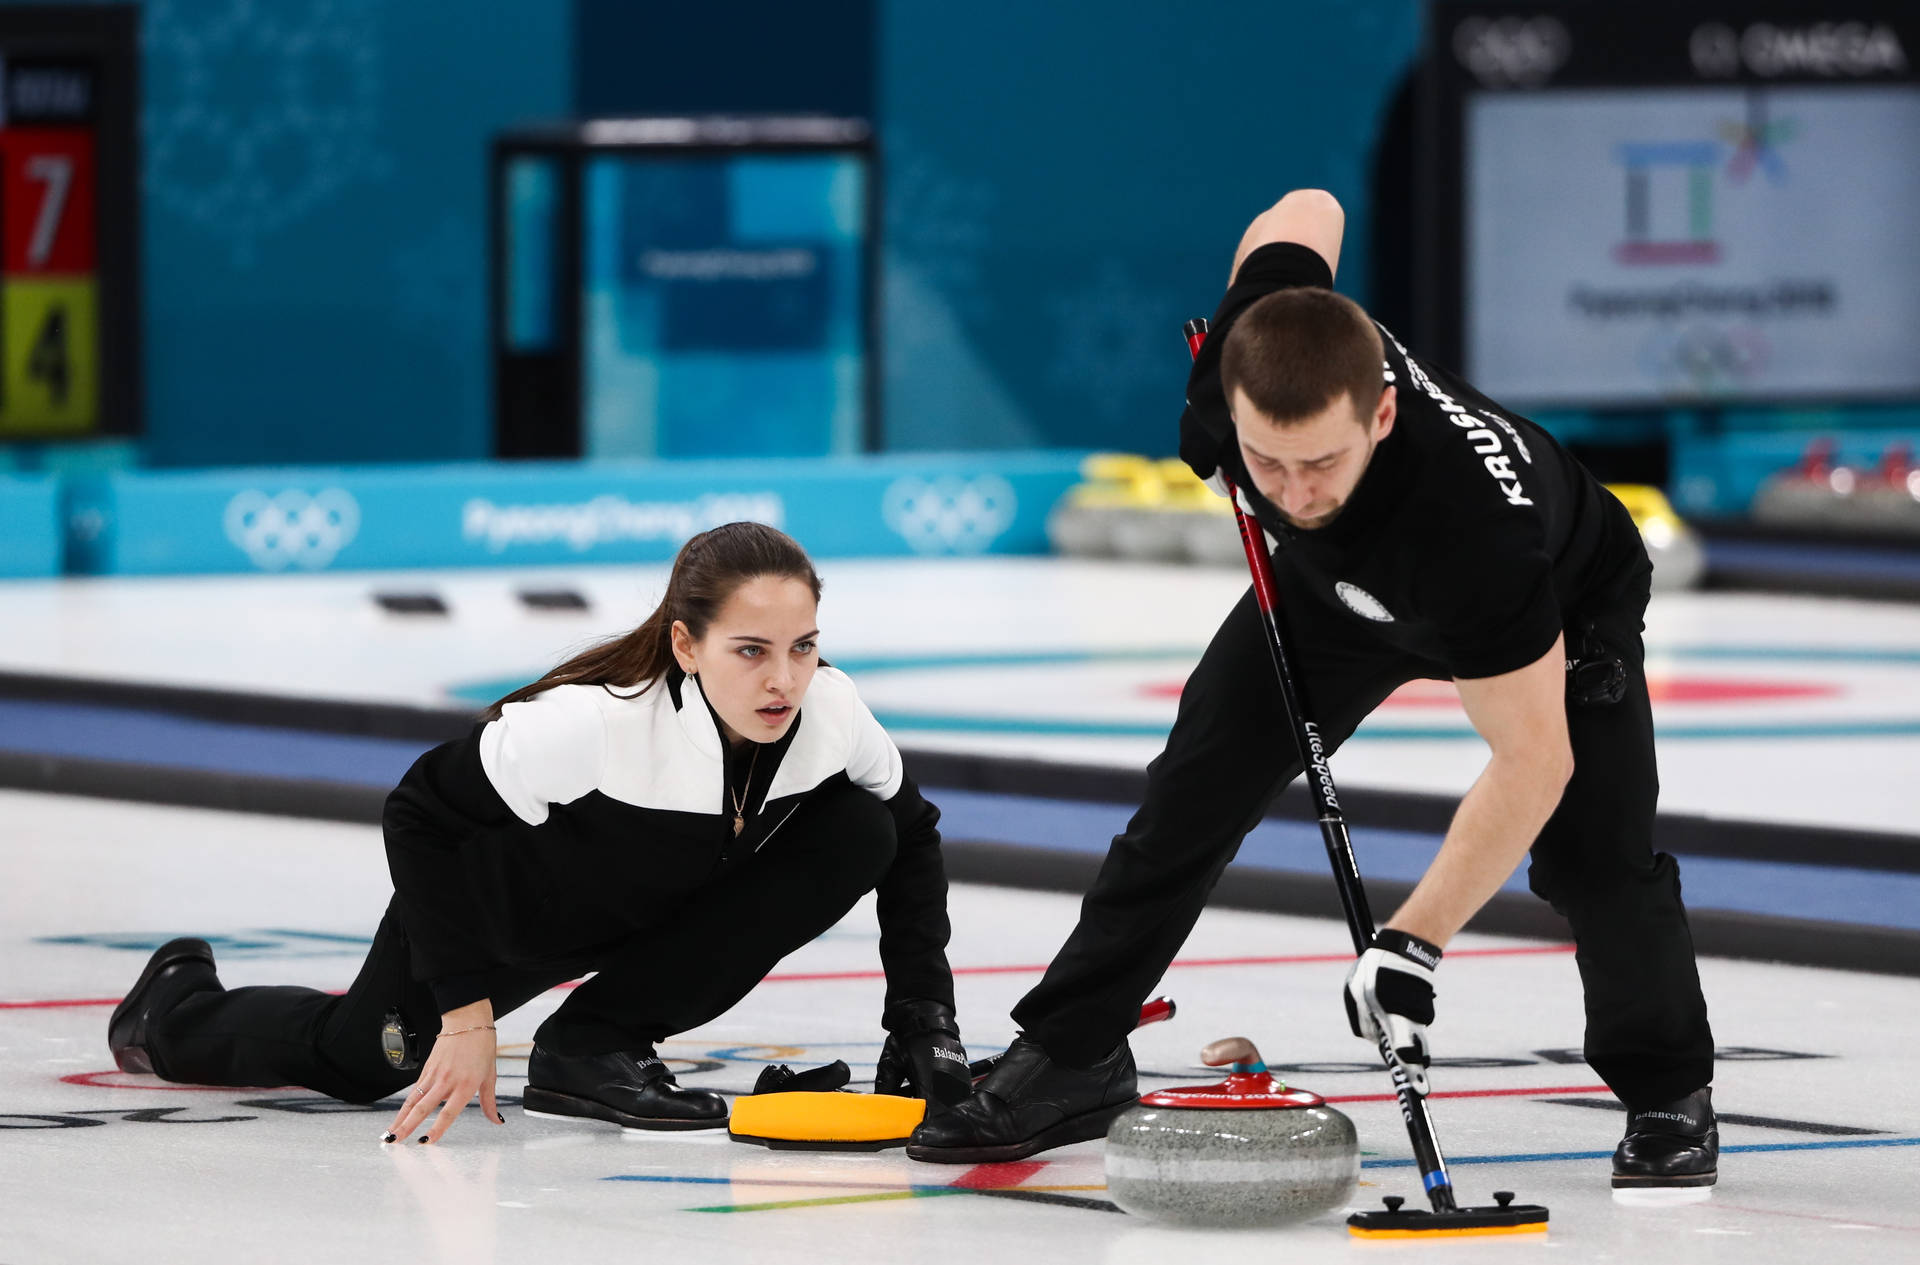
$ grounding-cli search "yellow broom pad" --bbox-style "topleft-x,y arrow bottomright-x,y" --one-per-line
1348,1221 -> 1548,1239
728,1092 -> 927,1146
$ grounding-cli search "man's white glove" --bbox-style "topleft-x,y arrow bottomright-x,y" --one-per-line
1343,929 -> 1442,1095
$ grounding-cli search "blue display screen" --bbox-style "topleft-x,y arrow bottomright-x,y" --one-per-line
503,156 -> 559,352
581,152 -> 868,458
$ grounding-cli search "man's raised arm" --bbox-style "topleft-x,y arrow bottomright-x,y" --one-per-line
1230,188 -> 1345,284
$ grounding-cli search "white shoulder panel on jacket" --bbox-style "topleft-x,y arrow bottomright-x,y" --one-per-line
763,666 -> 904,802
597,676 -> 725,814
478,685 -> 610,826
844,683 -> 905,800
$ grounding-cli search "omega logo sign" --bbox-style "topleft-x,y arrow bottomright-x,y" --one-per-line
1691,22 -> 1909,78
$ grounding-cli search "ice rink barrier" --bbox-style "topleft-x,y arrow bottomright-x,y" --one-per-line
63,452 -> 1088,575
0,475 -> 60,577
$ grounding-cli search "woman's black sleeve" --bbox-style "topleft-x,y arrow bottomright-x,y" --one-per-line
873,774 -> 957,1015
381,729 -> 513,1012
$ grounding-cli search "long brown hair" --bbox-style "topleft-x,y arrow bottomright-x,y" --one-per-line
484,521 -> 822,719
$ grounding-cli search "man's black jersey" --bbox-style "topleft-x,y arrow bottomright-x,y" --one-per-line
1180,242 -> 1647,680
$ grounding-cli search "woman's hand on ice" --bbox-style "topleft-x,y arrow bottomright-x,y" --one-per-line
384,1000 -> 502,1145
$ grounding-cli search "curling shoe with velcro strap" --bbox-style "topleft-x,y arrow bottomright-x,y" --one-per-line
523,1046 -> 728,1132
905,1033 -> 1136,1163
1613,1087 -> 1718,1188
107,937 -> 221,1077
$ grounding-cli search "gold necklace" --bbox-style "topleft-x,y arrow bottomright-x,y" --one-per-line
729,744 -> 760,837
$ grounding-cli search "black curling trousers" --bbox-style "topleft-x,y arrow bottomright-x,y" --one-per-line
1013,563 -> 1714,1111
150,782 -> 898,1104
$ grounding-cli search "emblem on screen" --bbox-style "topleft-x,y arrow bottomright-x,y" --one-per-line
1612,93 -> 1798,267
881,474 -> 1017,555
223,488 -> 361,571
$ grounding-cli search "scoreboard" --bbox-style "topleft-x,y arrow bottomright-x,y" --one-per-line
0,7 -> 136,441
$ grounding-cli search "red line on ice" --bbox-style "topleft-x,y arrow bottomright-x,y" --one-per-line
1324,1083 -> 1608,1104
3,989 -> 346,1010
953,1161 -> 1047,1189
4,944 -> 1574,1009
58,1069 -> 284,1092
757,943 -> 1574,985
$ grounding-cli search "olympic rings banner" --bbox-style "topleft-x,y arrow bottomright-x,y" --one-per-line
62,452 -> 1087,575
0,474 -> 60,575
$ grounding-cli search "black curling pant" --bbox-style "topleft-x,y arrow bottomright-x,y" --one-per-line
1014,564 -> 1713,1111
151,782 -> 899,1104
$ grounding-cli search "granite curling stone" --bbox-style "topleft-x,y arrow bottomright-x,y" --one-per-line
1104,1037 -> 1359,1228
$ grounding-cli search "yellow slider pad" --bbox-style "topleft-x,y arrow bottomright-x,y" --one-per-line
728,1092 -> 928,1151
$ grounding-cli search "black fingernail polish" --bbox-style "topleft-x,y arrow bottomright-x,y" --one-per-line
416,1135 -> 429,1144
496,1113 -> 506,1124
382,1133 -> 396,1143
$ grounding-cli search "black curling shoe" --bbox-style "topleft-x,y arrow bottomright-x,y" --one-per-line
523,1047 -> 728,1132
905,1034 -> 1137,1164
107,937 -> 220,1076
1613,1087 -> 1718,1188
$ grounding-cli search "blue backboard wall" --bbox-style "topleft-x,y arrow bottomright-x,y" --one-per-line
877,0 -> 1425,454
5,0 -> 1421,470
0,0 -> 572,469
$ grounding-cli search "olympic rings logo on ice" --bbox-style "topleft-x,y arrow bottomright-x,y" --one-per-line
222,488 -> 361,571
881,474 -> 1018,555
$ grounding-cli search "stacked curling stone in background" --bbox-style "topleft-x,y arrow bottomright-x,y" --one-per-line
1857,445 -> 1920,534
1608,483 -> 1705,591
1753,439 -> 1920,537
1048,452 -> 1707,591
1046,454 -> 1244,568
1104,1037 -> 1359,1228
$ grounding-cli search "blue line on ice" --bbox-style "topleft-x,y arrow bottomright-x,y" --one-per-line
1361,1135 -> 1920,1168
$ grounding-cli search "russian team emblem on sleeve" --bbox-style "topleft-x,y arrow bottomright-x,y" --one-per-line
1335,581 -> 1394,623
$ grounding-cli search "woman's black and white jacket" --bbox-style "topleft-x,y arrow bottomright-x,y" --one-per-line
382,666 -> 953,1016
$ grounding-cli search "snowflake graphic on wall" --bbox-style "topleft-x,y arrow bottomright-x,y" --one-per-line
883,127 -> 998,329
388,213 -> 485,423
1048,260 -> 1171,419
145,0 -> 390,264
390,214 -> 482,361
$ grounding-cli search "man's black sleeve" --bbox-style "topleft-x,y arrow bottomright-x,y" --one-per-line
1180,241 -> 1339,482
873,774 -> 956,1014
382,731 -> 514,1012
